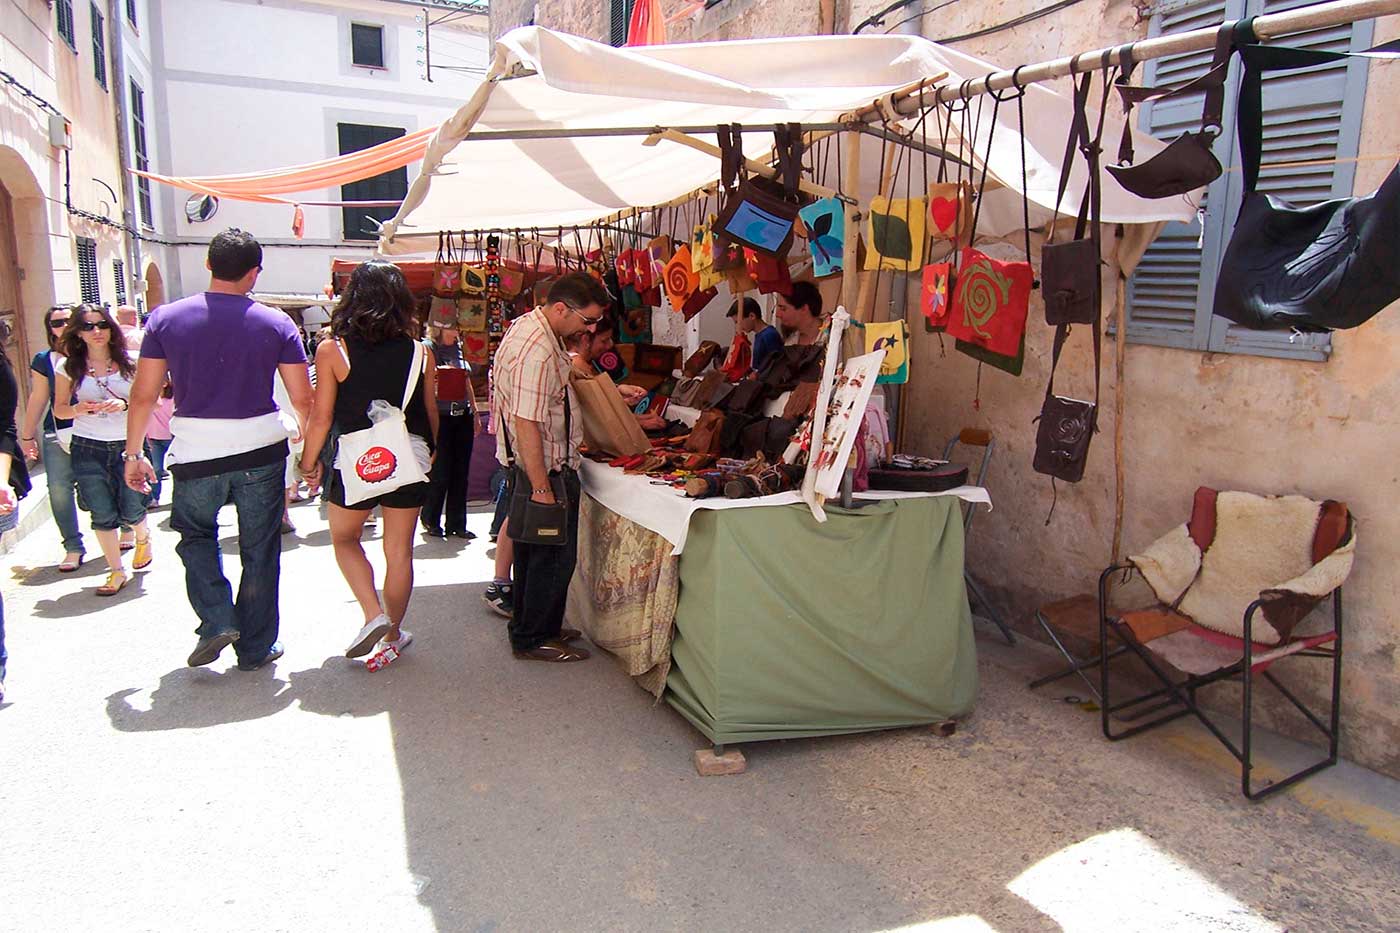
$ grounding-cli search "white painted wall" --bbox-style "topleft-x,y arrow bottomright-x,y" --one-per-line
145,0 -> 486,301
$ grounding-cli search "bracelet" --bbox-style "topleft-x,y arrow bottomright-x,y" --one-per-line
20,437 -> 33,442
532,487 -> 551,495
122,452 -> 146,463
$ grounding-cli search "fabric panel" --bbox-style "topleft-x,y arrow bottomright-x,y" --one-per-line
665,496 -> 978,745
566,494 -> 679,697
1129,522 -> 1201,607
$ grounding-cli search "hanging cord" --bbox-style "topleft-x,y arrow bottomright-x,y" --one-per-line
989,68 -> 1037,286
965,86 -> 1003,412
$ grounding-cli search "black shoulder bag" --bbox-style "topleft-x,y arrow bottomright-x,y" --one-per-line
504,391 -> 572,547
1106,25 -> 1234,200
1033,68 -> 1111,487
1212,29 -> 1400,332
1041,70 -> 1104,326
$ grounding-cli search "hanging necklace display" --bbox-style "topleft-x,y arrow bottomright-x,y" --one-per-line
1032,64 -> 1114,493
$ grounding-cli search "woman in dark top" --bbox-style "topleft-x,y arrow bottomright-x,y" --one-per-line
300,261 -> 438,661
19,305 -> 85,571
420,323 -> 477,539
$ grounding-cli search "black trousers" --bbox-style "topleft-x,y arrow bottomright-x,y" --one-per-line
422,412 -> 475,533
509,468 -> 580,651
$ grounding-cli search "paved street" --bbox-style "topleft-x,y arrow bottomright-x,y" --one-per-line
3,496 -> 1399,933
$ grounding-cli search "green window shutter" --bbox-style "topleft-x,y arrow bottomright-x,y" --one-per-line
610,0 -> 636,47
1126,0 -> 1238,352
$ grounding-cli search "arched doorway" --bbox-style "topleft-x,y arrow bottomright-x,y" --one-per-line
0,146 -> 53,392
144,261 -> 165,311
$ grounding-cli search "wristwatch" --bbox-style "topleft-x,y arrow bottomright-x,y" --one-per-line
122,451 -> 146,463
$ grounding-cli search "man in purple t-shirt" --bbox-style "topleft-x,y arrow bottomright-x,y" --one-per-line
124,229 -> 313,671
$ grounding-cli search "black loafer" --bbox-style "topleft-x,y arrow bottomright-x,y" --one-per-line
422,526 -> 446,538
188,630 -> 240,668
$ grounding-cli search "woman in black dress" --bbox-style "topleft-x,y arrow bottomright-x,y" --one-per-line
300,262 -> 438,660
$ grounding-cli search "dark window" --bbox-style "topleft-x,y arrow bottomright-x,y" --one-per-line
91,3 -> 107,90
77,238 -> 101,304
129,79 -> 153,227
337,123 -> 406,241
609,0 -> 635,46
114,258 -> 127,305
56,0 -> 76,49
1125,0 -> 1372,361
126,0 -> 137,29
351,23 -> 386,68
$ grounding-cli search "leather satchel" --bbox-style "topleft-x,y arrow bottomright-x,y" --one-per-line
507,468 -> 568,547
1213,38 -> 1400,331
685,409 -> 726,454
1106,26 -> 1233,200
1032,321 -> 1100,484
1041,70 -> 1109,327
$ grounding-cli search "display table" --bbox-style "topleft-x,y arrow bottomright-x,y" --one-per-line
569,466 -> 982,748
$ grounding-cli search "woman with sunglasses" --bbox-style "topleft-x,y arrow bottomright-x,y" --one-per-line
53,304 -> 153,596
19,306 -> 86,572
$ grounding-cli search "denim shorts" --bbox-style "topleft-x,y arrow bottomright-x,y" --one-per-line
71,436 -> 148,531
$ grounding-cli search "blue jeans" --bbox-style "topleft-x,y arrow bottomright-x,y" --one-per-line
490,466 -> 510,537
171,460 -> 285,663
147,437 -> 172,505
41,432 -> 85,554
71,436 -> 148,532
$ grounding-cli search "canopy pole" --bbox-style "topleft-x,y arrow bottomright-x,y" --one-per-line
905,0 -> 1400,110
642,129 -> 844,201
840,130 -> 862,318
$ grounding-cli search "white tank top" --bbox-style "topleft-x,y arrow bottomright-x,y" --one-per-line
72,368 -> 135,442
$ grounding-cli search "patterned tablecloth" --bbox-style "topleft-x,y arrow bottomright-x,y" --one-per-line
565,493 -> 679,697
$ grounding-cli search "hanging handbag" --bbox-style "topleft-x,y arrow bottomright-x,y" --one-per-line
333,340 -> 431,505
1032,319 -> 1100,484
798,197 -> 845,277
1106,26 -> 1234,200
1213,36 -> 1400,332
713,124 -> 808,257
945,248 -> 1034,357
921,261 -> 952,330
744,248 -> 791,295
434,234 -> 461,295
864,195 -> 927,273
663,244 -> 701,311
1040,69 -> 1111,327
864,320 -> 909,385
719,331 -> 752,382
927,182 -> 973,244
683,340 -> 723,377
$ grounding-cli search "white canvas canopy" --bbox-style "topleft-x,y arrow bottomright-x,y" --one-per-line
379,27 -> 1198,256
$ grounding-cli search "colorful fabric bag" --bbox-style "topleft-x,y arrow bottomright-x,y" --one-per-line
663,245 -> 700,310
799,197 -> 845,277
926,182 -> 973,244
920,262 -> 952,330
864,196 -> 927,273
864,320 -> 909,385
945,247 -> 1033,358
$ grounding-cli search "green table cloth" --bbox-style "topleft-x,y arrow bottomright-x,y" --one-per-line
665,495 -> 978,745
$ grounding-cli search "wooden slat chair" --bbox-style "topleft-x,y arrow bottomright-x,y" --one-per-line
943,428 -> 1014,645
1097,487 -> 1355,800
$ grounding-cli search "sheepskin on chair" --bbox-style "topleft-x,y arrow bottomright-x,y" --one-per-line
1130,489 -> 1355,645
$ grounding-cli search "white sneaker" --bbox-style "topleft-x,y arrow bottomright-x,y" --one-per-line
345,615 -> 391,658
381,630 -> 413,652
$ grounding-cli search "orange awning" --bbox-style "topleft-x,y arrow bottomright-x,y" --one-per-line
133,125 -> 437,204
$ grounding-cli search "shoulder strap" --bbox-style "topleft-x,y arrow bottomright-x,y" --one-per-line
1114,24 -> 1235,168
333,337 -> 351,372
401,339 -> 424,410
1235,29 -> 1400,193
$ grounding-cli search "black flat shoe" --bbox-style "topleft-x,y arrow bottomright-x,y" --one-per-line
447,529 -> 477,540
422,526 -> 446,538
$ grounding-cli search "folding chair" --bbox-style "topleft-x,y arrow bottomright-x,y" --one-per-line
1098,487 -> 1354,800
1026,594 -> 1128,703
943,428 -> 1014,645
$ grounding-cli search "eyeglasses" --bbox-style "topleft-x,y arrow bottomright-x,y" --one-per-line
78,320 -> 111,332
565,304 -> 604,326
50,318 -> 70,329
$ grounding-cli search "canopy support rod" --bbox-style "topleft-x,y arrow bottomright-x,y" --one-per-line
905,0 -> 1400,108
643,128 -> 845,202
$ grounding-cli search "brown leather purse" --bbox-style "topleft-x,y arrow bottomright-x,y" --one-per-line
685,409 -> 726,454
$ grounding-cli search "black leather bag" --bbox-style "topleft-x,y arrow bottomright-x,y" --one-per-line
1041,71 -> 1109,326
1032,323 -> 1100,484
1106,26 -> 1233,200
507,467 -> 569,546
1213,38 -> 1400,332
713,124 -> 809,257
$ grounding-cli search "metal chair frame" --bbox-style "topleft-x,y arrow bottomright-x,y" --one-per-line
1097,564 -> 1343,801
943,429 -> 1015,645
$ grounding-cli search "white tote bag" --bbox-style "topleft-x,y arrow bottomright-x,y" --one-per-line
333,340 -> 430,505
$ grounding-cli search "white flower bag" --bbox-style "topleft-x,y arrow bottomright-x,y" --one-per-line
333,340 -> 430,505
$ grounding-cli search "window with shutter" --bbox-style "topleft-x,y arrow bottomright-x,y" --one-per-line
114,259 -> 127,305
1125,0 -> 1374,361
351,23 -> 386,69
610,0 -> 636,47
56,0 -> 77,49
126,0 -> 137,29
129,80 -> 153,227
337,123 -> 408,241
91,3 -> 107,90
77,238 -> 101,305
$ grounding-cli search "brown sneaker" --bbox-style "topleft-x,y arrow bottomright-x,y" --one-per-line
513,639 -> 590,662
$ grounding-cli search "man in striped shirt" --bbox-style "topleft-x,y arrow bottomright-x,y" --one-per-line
492,272 -> 611,662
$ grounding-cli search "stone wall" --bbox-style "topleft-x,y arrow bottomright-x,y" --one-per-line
508,0 -> 1400,779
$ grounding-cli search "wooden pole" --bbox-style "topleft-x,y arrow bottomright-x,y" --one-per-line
1111,271 -> 1128,565
840,129 -> 862,317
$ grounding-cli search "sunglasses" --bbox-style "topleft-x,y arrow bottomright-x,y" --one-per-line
50,318 -> 70,329
79,320 -> 112,332
565,304 -> 604,326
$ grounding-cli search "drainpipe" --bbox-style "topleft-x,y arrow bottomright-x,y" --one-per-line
107,0 -> 143,312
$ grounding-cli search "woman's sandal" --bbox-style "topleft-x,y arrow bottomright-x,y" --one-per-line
58,552 -> 84,573
96,571 -> 128,597
132,537 -> 153,571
